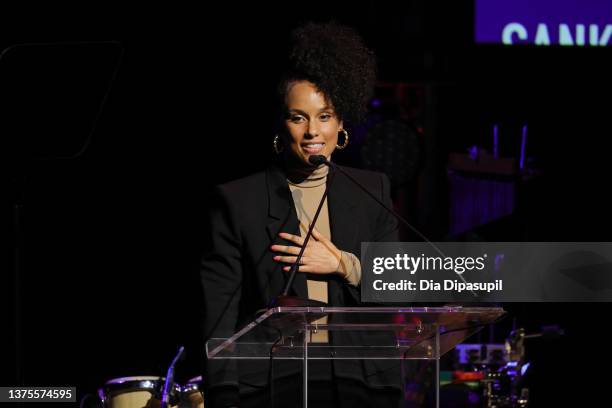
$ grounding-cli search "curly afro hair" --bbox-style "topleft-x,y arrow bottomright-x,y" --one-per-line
279,21 -> 377,126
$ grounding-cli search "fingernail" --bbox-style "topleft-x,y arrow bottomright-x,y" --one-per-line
273,256 -> 280,261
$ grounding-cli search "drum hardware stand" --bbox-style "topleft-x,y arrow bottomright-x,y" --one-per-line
161,345 -> 185,408
483,325 -> 564,408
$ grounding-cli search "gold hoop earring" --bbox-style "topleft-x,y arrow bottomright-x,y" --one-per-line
273,135 -> 284,154
336,129 -> 349,150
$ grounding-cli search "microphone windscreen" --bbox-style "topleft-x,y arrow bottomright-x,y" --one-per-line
308,155 -> 327,165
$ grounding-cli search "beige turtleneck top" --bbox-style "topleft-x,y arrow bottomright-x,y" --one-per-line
287,164 -> 361,341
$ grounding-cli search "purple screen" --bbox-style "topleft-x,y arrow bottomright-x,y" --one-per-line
475,0 -> 611,46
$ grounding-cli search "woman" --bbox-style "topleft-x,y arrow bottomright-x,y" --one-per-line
201,22 -> 400,407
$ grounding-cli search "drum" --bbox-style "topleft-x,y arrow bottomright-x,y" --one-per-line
97,376 -> 203,408
98,376 -> 178,408
179,376 -> 204,408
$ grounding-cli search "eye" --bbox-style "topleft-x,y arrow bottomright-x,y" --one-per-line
319,113 -> 333,121
289,115 -> 305,123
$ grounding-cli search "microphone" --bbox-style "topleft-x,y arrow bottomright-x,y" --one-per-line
270,156 -> 335,308
160,345 -> 185,408
308,155 -> 327,166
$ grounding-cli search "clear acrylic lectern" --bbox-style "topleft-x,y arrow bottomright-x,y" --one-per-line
207,306 -> 505,407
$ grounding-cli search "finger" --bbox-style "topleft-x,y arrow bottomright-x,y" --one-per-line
270,244 -> 301,255
284,264 -> 323,273
310,226 -> 322,241
273,255 -> 309,264
278,232 -> 304,246
312,226 -> 332,243
273,255 -> 296,264
298,221 -> 316,240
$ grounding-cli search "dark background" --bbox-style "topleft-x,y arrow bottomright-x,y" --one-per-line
2,1 -> 611,406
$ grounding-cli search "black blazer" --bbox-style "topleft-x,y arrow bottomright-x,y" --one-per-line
200,164 -> 399,400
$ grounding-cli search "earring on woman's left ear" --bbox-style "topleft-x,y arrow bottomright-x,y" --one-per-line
336,129 -> 349,150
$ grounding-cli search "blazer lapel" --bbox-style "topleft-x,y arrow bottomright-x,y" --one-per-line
265,165 -> 308,299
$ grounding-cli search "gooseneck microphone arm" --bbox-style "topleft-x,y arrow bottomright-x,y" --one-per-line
309,155 -> 477,298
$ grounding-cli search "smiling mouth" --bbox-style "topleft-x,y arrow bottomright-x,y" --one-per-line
301,143 -> 325,154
